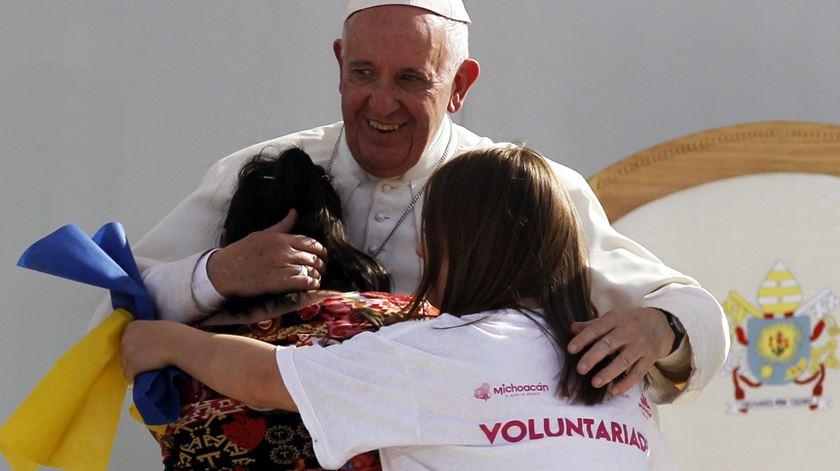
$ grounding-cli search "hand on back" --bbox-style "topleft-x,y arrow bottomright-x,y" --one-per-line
568,307 -> 677,396
207,209 -> 327,297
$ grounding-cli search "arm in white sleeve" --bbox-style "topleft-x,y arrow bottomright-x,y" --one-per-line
87,145 -> 251,328
86,253 -> 213,328
128,161 -> 235,323
547,160 -> 730,404
191,249 -> 226,312
85,125 -> 342,329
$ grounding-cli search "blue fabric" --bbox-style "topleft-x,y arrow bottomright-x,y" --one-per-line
18,222 -> 182,425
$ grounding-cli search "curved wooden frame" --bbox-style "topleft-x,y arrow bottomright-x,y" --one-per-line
588,121 -> 840,222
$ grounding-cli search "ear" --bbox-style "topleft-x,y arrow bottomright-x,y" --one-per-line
447,59 -> 480,113
333,39 -> 345,92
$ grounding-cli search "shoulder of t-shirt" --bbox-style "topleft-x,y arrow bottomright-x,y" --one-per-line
367,313 -> 452,341
388,308 -> 537,336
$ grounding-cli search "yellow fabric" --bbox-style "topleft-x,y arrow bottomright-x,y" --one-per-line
127,404 -> 166,434
0,309 -> 132,471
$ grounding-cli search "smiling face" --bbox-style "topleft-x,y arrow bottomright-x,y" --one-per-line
334,6 -> 476,178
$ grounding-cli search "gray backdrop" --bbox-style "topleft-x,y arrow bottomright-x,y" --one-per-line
2,1 -> 839,469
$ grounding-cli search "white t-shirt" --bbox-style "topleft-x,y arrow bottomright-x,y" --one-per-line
276,309 -> 674,470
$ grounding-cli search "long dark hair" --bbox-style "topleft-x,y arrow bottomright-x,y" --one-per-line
409,146 -> 608,405
221,146 -> 390,312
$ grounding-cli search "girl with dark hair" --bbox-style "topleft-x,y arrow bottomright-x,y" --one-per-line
149,147 -> 436,470
126,146 -> 672,470
222,147 -> 390,297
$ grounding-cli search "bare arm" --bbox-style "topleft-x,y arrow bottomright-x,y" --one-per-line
121,320 -> 296,411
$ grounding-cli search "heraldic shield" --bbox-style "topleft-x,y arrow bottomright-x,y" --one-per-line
746,316 -> 811,386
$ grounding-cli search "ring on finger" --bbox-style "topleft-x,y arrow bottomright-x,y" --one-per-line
297,265 -> 308,278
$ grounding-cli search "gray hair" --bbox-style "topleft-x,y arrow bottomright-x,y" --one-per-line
342,13 -> 470,77
437,16 -> 469,75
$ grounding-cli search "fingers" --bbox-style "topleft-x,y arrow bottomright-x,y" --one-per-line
282,271 -> 322,293
576,329 -> 625,376
285,248 -> 326,278
281,262 -> 321,282
569,320 -> 591,336
259,263 -> 322,294
208,228 -> 328,297
120,334 -> 134,381
280,236 -> 327,284
609,360 -> 651,396
568,307 -> 677,395
588,344 -> 642,388
576,330 -> 649,394
299,263 -> 322,281
568,317 -> 612,355
289,235 -> 328,264
266,210 -> 327,262
121,321 -> 152,381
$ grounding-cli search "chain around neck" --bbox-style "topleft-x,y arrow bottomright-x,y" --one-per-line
325,119 -> 454,256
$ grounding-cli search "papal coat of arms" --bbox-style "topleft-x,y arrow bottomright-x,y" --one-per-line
721,262 -> 840,413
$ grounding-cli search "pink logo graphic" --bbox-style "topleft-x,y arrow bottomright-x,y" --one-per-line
474,383 -> 491,401
638,395 -> 653,419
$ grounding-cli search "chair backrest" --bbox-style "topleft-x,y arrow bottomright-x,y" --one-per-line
589,121 -> 840,471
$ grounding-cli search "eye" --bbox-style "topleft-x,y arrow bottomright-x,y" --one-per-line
348,67 -> 375,83
398,73 -> 431,91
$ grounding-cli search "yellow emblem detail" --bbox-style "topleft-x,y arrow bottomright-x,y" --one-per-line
811,339 -> 840,372
760,365 -> 773,378
722,290 -> 762,326
756,322 -> 802,362
757,262 -> 802,315
785,357 -> 809,381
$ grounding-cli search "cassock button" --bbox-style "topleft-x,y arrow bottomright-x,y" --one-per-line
375,212 -> 387,222
382,184 -> 393,193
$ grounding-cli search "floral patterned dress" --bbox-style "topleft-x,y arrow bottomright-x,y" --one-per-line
150,292 -> 437,471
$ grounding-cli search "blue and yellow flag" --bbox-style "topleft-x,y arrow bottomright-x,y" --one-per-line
0,223 -> 182,470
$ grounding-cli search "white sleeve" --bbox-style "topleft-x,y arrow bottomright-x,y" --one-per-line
140,253 -> 207,323
83,151 -> 242,329
190,249 -> 226,312
276,334 -> 420,469
86,127 -> 343,328
549,161 -> 730,404
125,149 -> 244,323
86,253 -> 209,328
118,126 -> 343,326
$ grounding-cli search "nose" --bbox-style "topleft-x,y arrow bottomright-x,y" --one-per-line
368,81 -> 400,117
